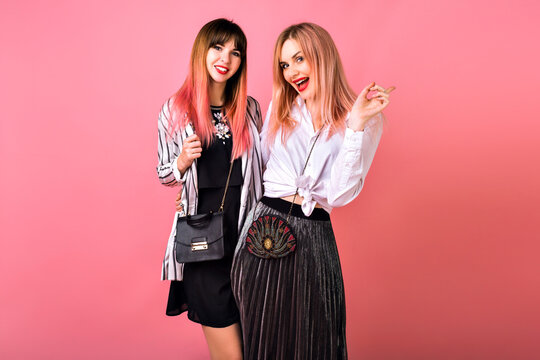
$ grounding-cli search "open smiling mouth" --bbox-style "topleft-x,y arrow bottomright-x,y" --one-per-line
293,77 -> 309,92
215,65 -> 229,74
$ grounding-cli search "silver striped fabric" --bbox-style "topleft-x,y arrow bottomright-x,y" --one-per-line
157,96 -> 264,281
232,202 -> 347,359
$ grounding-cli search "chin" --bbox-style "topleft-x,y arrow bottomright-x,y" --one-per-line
211,74 -> 228,84
299,92 -> 313,103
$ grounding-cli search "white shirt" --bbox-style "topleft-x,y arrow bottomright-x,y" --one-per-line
261,97 -> 383,216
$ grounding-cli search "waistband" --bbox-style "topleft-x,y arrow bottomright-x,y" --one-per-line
260,196 -> 330,221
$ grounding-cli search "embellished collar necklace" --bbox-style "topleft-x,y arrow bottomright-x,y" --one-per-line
210,106 -> 230,142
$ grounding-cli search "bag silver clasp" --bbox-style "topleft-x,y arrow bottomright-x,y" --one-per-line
191,241 -> 208,251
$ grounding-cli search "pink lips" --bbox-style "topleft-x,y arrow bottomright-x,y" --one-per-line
293,77 -> 309,92
215,65 -> 229,75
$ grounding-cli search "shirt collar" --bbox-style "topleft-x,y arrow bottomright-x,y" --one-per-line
293,95 -> 329,137
293,95 -> 352,134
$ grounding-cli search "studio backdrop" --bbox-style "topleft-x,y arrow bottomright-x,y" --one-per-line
1,0 -> 538,359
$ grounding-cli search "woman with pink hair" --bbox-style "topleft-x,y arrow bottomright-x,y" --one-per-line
157,18 -> 263,360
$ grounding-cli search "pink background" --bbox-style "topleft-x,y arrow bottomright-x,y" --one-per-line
1,0 -> 539,359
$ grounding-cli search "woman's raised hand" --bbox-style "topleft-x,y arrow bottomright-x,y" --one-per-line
349,82 -> 395,131
177,134 -> 202,175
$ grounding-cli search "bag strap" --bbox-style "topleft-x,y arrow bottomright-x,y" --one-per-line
184,121 -> 235,215
218,112 -> 236,213
285,131 -> 321,223
218,161 -> 234,212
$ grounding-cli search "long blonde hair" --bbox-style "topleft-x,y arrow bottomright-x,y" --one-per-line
269,23 -> 356,143
169,18 -> 250,159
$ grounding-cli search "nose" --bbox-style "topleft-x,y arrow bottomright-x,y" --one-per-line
220,52 -> 231,64
288,64 -> 299,77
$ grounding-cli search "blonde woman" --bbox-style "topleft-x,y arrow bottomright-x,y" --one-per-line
157,19 -> 263,360
231,23 -> 394,359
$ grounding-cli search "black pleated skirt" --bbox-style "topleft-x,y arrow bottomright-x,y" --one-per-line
231,197 -> 347,359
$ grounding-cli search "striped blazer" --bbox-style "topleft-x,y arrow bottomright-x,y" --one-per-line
157,96 -> 264,281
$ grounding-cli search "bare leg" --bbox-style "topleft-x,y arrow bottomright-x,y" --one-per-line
201,322 -> 243,360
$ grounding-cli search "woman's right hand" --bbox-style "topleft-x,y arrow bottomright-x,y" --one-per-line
177,134 -> 202,175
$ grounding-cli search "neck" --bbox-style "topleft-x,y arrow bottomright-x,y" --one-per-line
208,80 -> 226,107
305,98 -> 322,131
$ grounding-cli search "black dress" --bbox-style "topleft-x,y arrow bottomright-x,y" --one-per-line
166,106 -> 243,328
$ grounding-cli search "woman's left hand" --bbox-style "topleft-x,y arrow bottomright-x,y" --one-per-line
175,189 -> 184,213
349,82 -> 395,131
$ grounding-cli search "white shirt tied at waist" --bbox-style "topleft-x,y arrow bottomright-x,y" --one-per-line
261,96 -> 384,216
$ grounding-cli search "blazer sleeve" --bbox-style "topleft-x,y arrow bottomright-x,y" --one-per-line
156,99 -> 185,187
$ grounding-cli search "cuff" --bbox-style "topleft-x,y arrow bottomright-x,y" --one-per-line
343,127 -> 364,149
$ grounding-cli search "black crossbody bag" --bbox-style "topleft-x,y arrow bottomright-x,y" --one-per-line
174,161 -> 234,263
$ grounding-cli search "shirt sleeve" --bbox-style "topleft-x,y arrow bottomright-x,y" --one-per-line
156,99 -> 186,187
327,113 -> 384,207
259,101 -> 273,166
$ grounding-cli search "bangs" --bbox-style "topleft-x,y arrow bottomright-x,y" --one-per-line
207,20 -> 247,55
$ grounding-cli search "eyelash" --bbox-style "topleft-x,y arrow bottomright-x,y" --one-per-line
281,56 -> 303,69
213,45 -> 240,57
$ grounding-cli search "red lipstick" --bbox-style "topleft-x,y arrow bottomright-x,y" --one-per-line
215,65 -> 229,74
293,77 -> 309,92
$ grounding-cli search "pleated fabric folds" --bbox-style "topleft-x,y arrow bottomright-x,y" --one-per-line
232,201 -> 347,360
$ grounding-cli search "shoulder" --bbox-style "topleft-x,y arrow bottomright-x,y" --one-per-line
159,96 -> 176,120
246,96 -> 261,113
246,96 -> 262,130
159,95 -> 189,123
158,96 -> 190,138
